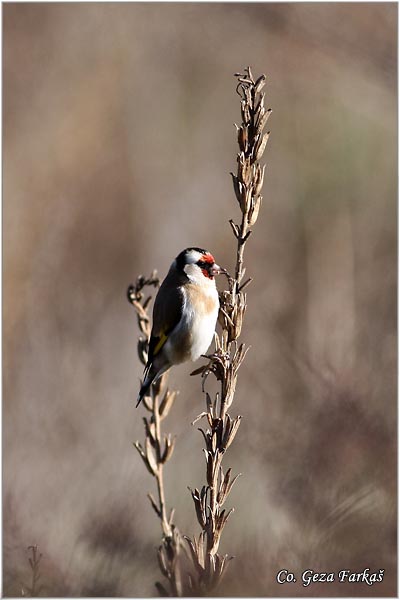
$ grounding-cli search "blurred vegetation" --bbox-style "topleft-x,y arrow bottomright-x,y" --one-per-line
4,3 -> 396,597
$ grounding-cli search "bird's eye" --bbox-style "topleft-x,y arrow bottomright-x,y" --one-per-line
197,260 -> 211,269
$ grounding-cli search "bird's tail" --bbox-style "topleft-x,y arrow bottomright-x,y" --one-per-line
136,363 -> 169,407
136,376 -> 155,408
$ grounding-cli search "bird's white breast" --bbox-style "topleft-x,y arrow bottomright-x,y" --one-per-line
166,281 -> 219,364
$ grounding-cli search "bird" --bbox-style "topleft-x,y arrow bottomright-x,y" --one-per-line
137,247 -> 222,407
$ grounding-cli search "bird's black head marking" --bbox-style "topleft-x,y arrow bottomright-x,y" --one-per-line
176,247 -> 209,271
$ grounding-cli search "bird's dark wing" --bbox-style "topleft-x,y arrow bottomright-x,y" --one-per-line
146,279 -> 184,365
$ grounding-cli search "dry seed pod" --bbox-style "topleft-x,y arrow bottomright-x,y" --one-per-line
225,473 -> 241,498
257,108 -> 272,134
229,296 -> 246,341
255,131 -> 270,161
255,92 -> 265,115
133,440 -> 145,459
244,186 -> 253,214
254,74 -> 267,93
254,164 -> 266,196
229,219 -> 240,239
241,100 -> 251,124
224,417 -> 242,450
185,537 -> 205,576
230,173 -> 242,206
237,181 -> 247,213
134,441 -> 156,476
157,546 -> 170,579
159,389 -> 177,419
190,487 -> 207,527
237,126 -> 248,152
145,437 -> 159,476
161,434 -> 176,464
206,392 -> 214,417
237,153 -> 251,185
248,195 -> 262,227
142,394 -> 153,412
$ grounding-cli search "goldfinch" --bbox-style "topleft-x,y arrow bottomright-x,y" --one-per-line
137,247 -> 222,407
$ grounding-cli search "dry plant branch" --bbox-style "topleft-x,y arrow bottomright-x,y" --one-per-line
21,545 -> 43,597
127,276 -> 183,596
186,66 -> 271,594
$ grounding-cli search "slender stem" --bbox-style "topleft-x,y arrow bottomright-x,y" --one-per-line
154,395 -> 172,537
235,212 -> 248,288
156,467 -> 171,536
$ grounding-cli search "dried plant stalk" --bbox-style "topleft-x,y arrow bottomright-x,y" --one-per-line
127,275 -> 183,597
186,66 -> 271,594
22,545 -> 43,597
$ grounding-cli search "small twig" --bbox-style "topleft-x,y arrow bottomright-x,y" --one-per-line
21,545 -> 43,597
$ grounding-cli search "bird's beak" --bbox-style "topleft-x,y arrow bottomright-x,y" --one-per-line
211,263 -> 224,276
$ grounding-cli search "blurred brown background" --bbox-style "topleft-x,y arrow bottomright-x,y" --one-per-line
4,2 -> 397,597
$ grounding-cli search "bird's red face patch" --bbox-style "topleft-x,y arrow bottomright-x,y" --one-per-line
202,253 -> 215,264
200,254 -> 215,278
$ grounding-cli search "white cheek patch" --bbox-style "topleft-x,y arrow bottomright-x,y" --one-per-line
184,263 -> 204,284
184,263 -> 198,276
